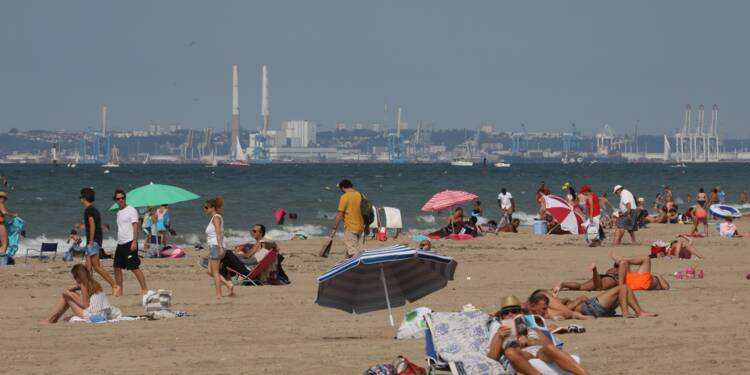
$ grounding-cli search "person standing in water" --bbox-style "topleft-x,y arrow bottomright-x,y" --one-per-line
203,197 -> 234,299
79,188 -> 118,295
112,189 -> 148,296
497,187 -> 514,227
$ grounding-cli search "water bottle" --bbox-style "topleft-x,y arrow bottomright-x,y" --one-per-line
685,266 -> 695,279
698,270 -> 704,279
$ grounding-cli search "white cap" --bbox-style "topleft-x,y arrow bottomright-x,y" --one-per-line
613,185 -> 623,193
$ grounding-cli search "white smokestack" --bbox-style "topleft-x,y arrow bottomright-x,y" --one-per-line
101,105 -> 108,136
231,64 -> 241,157
261,64 -> 269,133
232,65 -> 240,116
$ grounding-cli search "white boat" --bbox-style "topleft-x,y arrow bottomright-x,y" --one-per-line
102,145 -> 120,168
450,160 -> 474,167
494,162 -> 511,168
222,137 -> 249,167
142,153 -> 150,165
669,163 -> 687,168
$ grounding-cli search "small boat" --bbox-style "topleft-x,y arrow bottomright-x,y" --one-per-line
221,160 -> 249,167
494,162 -> 511,168
222,137 -> 249,166
450,160 -> 474,167
102,145 -> 120,168
669,163 -> 687,168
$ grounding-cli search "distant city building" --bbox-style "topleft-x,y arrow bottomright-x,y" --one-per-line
480,125 -> 494,134
282,120 -> 317,147
354,123 -> 364,130
336,123 -> 347,131
370,123 -> 383,132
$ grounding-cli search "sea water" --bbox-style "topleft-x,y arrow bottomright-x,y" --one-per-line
0,163 -> 747,254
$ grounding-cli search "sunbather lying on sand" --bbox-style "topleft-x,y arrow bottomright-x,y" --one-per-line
659,235 -> 705,259
553,263 -> 619,292
487,295 -> 590,375
611,251 -> 670,290
523,290 -> 594,321
570,285 -> 658,319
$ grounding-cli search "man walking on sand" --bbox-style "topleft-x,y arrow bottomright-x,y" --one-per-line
613,185 -> 638,245
113,189 -> 148,296
79,187 -> 119,295
497,187 -> 514,227
330,179 -> 364,258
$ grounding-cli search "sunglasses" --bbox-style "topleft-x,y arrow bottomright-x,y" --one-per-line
501,308 -> 522,316
203,205 -> 209,209
114,196 -> 125,201
251,229 -> 261,233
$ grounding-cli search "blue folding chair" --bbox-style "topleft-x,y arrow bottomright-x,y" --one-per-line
26,242 -> 59,262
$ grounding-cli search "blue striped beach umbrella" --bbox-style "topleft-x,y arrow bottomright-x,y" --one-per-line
315,244 -> 457,326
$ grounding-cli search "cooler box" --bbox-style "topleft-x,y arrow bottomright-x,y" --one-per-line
533,220 -> 547,235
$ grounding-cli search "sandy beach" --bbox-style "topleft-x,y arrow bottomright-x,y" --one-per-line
2,223 -> 749,374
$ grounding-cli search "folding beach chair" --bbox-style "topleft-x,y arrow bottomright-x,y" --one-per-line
26,242 -> 59,262
225,249 -> 280,286
424,312 -> 580,375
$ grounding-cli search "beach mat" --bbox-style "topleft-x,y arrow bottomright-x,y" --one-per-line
319,238 -> 333,258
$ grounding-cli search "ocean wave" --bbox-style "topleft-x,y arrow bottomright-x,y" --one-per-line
416,214 -> 436,224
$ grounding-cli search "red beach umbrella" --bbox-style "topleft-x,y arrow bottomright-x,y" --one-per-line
421,190 -> 479,213
543,195 -> 585,234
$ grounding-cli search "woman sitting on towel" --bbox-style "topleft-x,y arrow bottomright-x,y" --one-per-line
233,224 -> 277,266
46,264 -> 117,323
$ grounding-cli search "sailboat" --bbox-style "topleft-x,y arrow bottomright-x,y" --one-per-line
102,146 -> 120,168
142,153 -> 150,165
221,137 -> 249,166
450,137 -> 475,166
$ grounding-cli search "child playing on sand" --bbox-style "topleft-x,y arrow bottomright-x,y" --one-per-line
45,264 -> 120,323
63,229 -> 86,261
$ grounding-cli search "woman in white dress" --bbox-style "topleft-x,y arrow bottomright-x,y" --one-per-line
204,197 -> 234,299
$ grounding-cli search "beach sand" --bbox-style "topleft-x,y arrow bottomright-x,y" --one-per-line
2,224 -> 749,374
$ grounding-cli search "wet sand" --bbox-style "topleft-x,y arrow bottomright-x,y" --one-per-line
2,223 -> 749,374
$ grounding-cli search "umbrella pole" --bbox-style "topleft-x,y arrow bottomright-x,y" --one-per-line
546,223 -> 560,235
380,266 -> 394,326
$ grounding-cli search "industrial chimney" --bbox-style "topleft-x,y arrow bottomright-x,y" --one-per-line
261,64 -> 269,134
101,105 -> 108,136
231,64 -> 241,157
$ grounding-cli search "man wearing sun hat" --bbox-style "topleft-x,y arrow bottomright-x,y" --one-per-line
613,185 -> 637,245
487,295 -> 590,375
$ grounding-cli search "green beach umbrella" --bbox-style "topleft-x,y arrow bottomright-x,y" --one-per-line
109,182 -> 200,210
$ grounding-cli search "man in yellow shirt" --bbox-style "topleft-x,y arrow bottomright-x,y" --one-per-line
330,179 -> 364,258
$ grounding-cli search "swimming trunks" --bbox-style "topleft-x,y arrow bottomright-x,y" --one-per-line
580,297 -> 616,318
625,272 -> 652,290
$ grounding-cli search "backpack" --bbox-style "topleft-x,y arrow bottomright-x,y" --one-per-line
360,192 -> 375,229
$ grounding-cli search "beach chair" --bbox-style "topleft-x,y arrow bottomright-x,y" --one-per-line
26,242 -> 58,262
225,249 -> 280,286
424,311 -> 579,375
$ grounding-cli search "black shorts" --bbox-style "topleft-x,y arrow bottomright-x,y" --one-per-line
114,241 -> 141,270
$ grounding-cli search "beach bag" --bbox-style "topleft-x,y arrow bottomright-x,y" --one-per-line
360,193 -> 375,232
393,356 -> 426,375
377,227 -> 388,241
362,364 -> 395,375
143,289 -> 172,313
396,307 -> 432,340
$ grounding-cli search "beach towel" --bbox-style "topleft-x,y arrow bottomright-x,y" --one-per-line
159,246 -> 186,258
382,207 -> 403,229
5,216 -> 24,257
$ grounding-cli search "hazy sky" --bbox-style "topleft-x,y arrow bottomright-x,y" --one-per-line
2,1 -> 749,136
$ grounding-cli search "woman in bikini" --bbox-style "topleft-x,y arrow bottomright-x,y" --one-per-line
690,203 -> 709,235
696,188 -> 708,209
